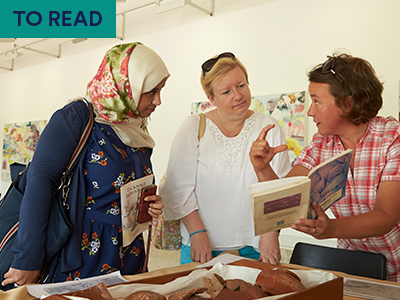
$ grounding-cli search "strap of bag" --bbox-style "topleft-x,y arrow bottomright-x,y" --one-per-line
65,98 -> 94,172
55,98 -> 94,209
143,223 -> 152,273
198,113 -> 206,140
0,224 -> 18,252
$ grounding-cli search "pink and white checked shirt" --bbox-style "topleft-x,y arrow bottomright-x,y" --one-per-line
294,116 -> 400,282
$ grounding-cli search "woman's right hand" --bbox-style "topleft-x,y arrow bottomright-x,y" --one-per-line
250,124 -> 288,180
2,267 -> 40,287
190,231 -> 212,263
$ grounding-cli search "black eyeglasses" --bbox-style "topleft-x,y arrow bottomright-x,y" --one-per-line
321,57 -> 344,83
201,52 -> 235,78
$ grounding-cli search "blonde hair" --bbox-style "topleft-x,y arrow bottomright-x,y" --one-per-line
200,55 -> 248,97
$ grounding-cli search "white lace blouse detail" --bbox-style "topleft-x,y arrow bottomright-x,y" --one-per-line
207,113 -> 259,177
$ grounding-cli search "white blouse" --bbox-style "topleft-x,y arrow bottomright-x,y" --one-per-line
161,111 -> 291,251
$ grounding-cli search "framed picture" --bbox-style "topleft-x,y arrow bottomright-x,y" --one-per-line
2,119 -> 47,181
250,91 -> 307,165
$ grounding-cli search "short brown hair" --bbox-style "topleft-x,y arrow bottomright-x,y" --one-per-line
308,52 -> 383,125
200,55 -> 248,97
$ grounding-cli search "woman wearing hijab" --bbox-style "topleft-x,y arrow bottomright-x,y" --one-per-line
2,42 -> 169,286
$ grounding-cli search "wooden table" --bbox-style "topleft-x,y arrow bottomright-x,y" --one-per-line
281,263 -> 400,300
1,262 -> 399,300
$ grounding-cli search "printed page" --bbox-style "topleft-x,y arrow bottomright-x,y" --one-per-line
343,277 -> 400,300
307,149 -> 353,219
251,178 -> 311,235
120,174 -> 154,247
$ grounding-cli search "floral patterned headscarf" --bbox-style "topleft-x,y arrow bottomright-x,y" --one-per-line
86,42 -> 169,148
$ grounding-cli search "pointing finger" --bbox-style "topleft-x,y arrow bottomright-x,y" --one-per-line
257,124 -> 275,141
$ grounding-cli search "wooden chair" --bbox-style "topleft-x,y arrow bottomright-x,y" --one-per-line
289,242 -> 387,280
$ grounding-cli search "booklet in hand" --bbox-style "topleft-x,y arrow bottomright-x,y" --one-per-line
249,149 -> 353,235
120,174 -> 154,247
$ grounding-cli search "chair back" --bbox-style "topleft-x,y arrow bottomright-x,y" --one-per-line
289,242 -> 387,280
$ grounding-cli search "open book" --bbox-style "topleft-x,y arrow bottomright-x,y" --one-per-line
120,174 -> 154,247
249,149 -> 353,235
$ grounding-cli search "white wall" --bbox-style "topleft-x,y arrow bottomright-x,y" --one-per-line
1,0 -> 400,250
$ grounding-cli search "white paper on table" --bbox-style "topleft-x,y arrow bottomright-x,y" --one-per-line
196,253 -> 252,268
27,271 -> 129,298
108,262 -> 337,300
42,296 -> 89,300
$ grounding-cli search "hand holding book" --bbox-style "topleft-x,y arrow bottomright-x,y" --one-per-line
291,201 -> 330,237
120,175 -> 164,247
249,149 -> 353,235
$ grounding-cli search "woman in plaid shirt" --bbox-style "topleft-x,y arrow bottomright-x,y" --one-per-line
250,53 -> 400,282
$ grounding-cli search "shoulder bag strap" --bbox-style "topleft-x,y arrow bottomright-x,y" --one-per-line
55,98 -> 93,203
65,98 -> 94,172
198,113 -> 206,140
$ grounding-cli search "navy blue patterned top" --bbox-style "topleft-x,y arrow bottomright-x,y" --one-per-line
12,100 -> 153,281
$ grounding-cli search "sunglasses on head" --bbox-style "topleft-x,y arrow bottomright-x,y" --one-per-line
321,57 -> 344,83
201,52 -> 235,78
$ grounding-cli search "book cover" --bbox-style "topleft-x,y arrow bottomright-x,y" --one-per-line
249,149 -> 353,235
308,149 -> 353,219
120,174 -> 154,247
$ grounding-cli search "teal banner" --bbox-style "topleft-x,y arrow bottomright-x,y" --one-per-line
1,0 -> 116,38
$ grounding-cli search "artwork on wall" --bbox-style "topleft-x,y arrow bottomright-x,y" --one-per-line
2,120 -> 48,181
191,90 -> 307,165
250,91 -> 307,164
191,100 -> 216,114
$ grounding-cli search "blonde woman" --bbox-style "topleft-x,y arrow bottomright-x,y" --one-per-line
161,53 -> 290,265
